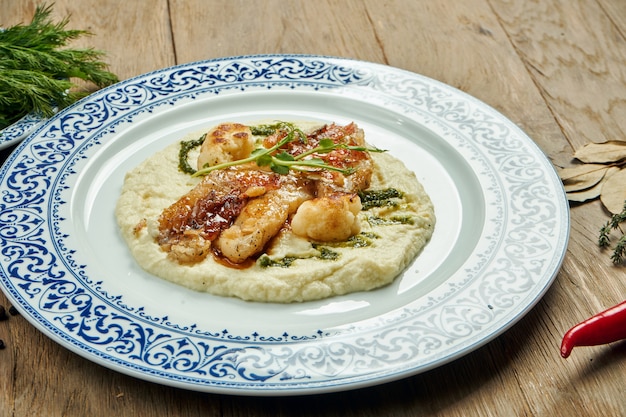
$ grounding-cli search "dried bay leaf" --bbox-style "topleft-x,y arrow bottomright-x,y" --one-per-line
567,183 -> 604,202
574,141 -> 626,164
565,166 -> 620,202
600,168 -> 626,214
560,164 -> 612,192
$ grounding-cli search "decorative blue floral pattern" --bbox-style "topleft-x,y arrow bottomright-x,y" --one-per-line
0,55 -> 569,394
0,112 -> 48,150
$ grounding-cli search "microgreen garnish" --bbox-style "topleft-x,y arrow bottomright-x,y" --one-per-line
192,122 -> 385,177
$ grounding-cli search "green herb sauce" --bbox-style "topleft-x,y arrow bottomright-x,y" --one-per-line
322,232 -> 380,249
367,215 -> 415,226
258,255 -> 298,268
312,245 -> 341,260
258,241 -> 346,269
178,134 -> 206,174
358,188 -> 404,210
250,122 -> 295,136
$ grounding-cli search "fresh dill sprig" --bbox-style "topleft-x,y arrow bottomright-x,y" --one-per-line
599,200 -> 626,264
0,4 -> 119,129
192,122 -> 385,177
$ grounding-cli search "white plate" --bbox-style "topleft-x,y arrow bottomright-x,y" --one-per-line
0,55 -> 569,395
0,112 -> 46,150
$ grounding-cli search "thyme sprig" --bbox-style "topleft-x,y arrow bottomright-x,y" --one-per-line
0,4 -> 118,129
192,122 -> 384,177
599,200 -> 626,264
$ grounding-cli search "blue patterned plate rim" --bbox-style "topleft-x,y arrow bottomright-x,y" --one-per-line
0,112 -> 46,150
0,54 -> 569,395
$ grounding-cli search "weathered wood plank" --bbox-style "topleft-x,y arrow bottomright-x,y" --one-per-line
169,0 -> 386,63
490,0 -> 626,151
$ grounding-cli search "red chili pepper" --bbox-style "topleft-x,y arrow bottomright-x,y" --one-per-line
560,300 -> 626,358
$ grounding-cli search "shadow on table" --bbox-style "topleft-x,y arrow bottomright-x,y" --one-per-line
214,293 -> 550,416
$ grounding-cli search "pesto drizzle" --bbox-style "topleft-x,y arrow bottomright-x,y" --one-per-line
258,256 -> 297,268
258,233 -> 381,268
249,123 -> 285,136
321,232 -> 380,249
367,215 -> 415,226
358,188 -> 404,210
178,134 -> 206,174
258,246 -> 340,269
311,245 -> 341,260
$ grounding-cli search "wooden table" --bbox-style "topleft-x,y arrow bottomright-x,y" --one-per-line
1,1 -> 626,415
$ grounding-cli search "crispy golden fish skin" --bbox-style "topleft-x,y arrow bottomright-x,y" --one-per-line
157,168 -> 284,264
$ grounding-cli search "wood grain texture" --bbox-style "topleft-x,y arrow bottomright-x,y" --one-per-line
357,0 -> 572,167
169,0 -> 386,62
1,0 -> 626,416
490,0 -> 626,151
